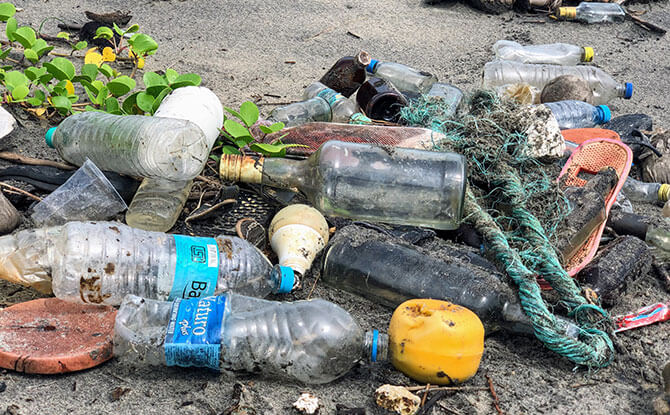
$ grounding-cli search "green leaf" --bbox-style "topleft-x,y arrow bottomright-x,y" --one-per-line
222,145 -> 242,155
94,85 -> 108,106
234,137 -> 254,148
136,92 -> 154,113
223,106 -> 242,120
5,17 -> 16,42
51,95 -> 72,115
80,63 -> 98,82
169,73 -> 201,88
239,101 -> 259,127
105,97 -> 120,114
0,47 -> 11,60
32,39 -> 53,57
97,63 -> 114,79
0,3 -> 16,22
37,73 -> 53,84
125,24 -> 139,34
112,23 -> 124,36
27,96 -> 44,106
43,57 -> 76,81
107,75 -> 135,97
13,26 -> 36,49
122,91 -> 141,114
151,86 -> 172,113
259,122 -> 285,134
127,33 -> 158,56
73,40 -> 87,51
224,119 -> 251,139
93,26 -> 113,40
25,66 -> 46,82
23,48 -> 38,63
143,71 -> 168,96
56,31 -> 70,40
249,142 -> 306,157
4,70 -> 27,88
10,84 -> 29,100
164,68 -> 178,84
85,105 -> 100,112
33,89 -> 45,101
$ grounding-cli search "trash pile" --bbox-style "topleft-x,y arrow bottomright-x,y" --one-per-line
0,38 -> 669,415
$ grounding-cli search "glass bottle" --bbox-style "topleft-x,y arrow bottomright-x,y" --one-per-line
319,50 -> 371,97
303,82 -> 371,124
366,59 -> 438,93
356,77 -> 409,122
267,97 -> 332,128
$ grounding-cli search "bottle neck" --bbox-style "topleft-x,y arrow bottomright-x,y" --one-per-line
262,157 -> 309,190
364,330 -> 388,363
616,84 -> 627,98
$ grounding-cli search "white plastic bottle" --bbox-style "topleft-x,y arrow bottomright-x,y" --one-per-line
558,2 -> 626,24
125,86 -> 224,232
493,40 -> 594,65
114,294 -> 387,384
303,82 -> 372,124
482,60 -> 633,105
0,221 -> 294,305
542,100 -> 611,129
366,59 -> 438,93
268,97 -> 332,127
46,112 -> 210,181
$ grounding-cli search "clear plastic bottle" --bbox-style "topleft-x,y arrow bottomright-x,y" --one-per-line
319,51 -> 371,97
303,82 -> 372,124
425,83 -> 464,118
268,97 -> 332,128
622,177 -> 670,204
0,221 -> 294,305
482,60 -> 633,105
45,112 -> 211,181
542,100 -> 611,129
219,141 -> 467,230
114,293 -> 387,384
558,2 -> 626,24
493,40 -> 594,65
366,59 -> 438,93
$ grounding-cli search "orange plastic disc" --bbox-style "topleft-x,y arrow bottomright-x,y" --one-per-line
562,128 -> 620,146
0,298 -> 116,374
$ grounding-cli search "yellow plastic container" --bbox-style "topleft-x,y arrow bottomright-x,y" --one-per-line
389,299 -> 484,385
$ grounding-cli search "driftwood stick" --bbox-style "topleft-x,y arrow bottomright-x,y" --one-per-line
0,151 -> 76,170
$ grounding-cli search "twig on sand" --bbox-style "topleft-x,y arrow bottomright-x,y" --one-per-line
0,182 -> 42,201
486,374 -> 504,415
404,385 -> 489,392
0,151 -> 76,170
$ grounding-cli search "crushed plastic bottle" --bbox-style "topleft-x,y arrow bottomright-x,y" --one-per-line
558,2 -> 626,24
220,140 -> 467,230
114,293 -> 387,384
45,112 -> 211,181
319,51 -> 372,97
303,82 -> 371,124
366,59 -> 438,93
493,40 -> 594,65
622,177 -> 670,204
268,97 -> 332,127
482,60 -> 633,105
0,221 -> 294,305
542,100 -> 611,130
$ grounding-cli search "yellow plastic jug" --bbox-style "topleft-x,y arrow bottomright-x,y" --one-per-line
389,299 -> 484,384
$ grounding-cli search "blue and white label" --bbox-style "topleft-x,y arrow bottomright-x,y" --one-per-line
317,88 -> 344,106
169,235 -> 219,300
164,296 -> 226,370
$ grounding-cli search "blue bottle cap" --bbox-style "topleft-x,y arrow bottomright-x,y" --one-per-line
597,105 -> 611,124
275,265 -> 295,294
45,127 -> 57,148
366,59 -> 379,74
624,83 -> 633,99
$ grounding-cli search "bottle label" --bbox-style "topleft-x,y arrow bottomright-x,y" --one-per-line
170,235 -> 219,300
317,89 -> 344,106
164,296 -> 226,370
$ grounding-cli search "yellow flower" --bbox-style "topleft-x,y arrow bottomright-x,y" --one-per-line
128,50 -> 144,69
84,47 -> 116,67
64,80 -> 75,95
101,47 -> 116,62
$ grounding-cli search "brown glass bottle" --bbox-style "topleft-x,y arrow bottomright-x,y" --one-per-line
319,51 -> 371,98
356,77 -> 408,122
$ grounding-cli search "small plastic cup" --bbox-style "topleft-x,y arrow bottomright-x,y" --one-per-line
31,159 -> 127,226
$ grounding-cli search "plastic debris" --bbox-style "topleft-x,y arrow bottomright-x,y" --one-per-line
0,106 -> 16,140
374,385 -> 420,415
293,393 -> 321,414
540,75 -> 594,104
613,302 -> 669,333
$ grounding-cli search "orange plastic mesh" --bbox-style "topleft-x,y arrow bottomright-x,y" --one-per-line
561,128 -> 620,146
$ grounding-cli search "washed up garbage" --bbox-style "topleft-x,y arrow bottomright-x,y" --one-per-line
613,302 -> 669,333
498,83 -> 541,105
114,293 -> 387,384
622,177 -> 669,204
562,128 -> 621,156
424,83 -> 464,116
607,211 -> 670,258
493,40 -> 594,65
578,236 -> 652,306
640,129 -> 670,184
664,200 -> 670,218
319,50 -> 371,98
482,60 -> 633,105
0,221 -> 294,303
602,113 -> 654,159
268,204 -> 329,276
0,191 -> 19,235
0,105 -> 16,140
303,81 -> 371,124
30,159 -> 127,227
514,104 -> 565,158
268,97 -> 335,128
126,86 -> 224,232
388,299 -> 484,384
293,393 -> 321,414
356,77 -> 408,123
261,122 -> 446,156
366,58 -> 438,94
542,100 -> 611,130
375,384 -> 420,415
541,75 -> 594,104
557,2 -> 626,24
46,112 -> 211,181
0,298 -> 116,374
220,140 -> 466,230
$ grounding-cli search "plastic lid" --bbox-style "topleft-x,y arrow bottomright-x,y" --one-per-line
624,83 -> 633,99
45,127 -> 57,148
366,59 -> 379,74
582,47 -> 594,62
275,265 -> 295,294
597,105 -> 611,124
659,183 -> 670,203
558,7 -> 577,18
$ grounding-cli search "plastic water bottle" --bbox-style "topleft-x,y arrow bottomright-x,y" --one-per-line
46,112 -> 211,181
114,293 -> 387,384
268,97 -> 332,127
482,60 -> 633,105
542,100 -> 611,129
303,82 -> 371,124
558,2 -> 626,23
126,86 -> 224,232
0,221 -> 294,305
622,177 -> 670,204
493,40 -> 594,65
366,59 -> 438,93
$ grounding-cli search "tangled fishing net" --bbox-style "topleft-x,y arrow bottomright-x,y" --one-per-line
400,91 -> 614,369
